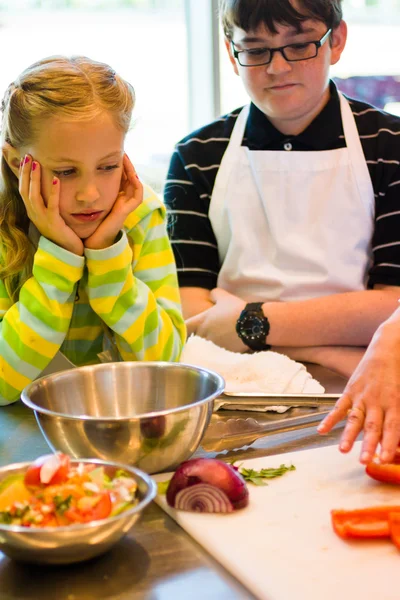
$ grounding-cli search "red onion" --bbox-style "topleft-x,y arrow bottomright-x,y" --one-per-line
166,458 -> 249,512
175,484 -> 233,513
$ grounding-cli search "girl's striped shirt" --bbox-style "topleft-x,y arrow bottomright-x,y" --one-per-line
0,184 -> 186,405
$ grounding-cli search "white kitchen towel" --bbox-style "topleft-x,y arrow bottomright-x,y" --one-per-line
181,335 -> 325,412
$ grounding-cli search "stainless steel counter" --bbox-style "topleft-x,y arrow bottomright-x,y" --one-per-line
0,364 -> 347,600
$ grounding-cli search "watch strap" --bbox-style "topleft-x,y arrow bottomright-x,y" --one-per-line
245,302 -> 265,312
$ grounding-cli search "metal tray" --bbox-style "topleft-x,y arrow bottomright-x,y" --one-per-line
215,392 -> 340,410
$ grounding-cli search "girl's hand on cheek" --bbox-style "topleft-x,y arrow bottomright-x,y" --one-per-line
84,154 -> 143,250
19,155 -> 84,255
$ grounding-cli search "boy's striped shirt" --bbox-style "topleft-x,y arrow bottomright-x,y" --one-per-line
165,82 -> 400,291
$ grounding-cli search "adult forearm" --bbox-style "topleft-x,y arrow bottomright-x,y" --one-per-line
264,288 -> 400,347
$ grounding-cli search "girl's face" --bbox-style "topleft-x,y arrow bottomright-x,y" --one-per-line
24,112 -> 125,239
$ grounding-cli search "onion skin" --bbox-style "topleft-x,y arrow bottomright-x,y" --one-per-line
166,458 -> 249,511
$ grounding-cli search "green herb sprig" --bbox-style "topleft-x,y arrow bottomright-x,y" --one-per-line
236,463 -> 295,486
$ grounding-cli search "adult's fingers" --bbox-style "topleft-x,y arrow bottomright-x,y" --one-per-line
379,410 -> 400,463
358,406 -> 384,464
338,403 -> 366,454
317,394 -> 352,434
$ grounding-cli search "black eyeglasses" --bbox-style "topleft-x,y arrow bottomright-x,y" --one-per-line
231,28 -> 332,67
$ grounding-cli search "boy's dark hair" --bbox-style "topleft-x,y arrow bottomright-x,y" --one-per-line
219,0 -> 343,39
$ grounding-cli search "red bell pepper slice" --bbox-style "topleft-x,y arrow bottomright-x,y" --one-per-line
389,512 -> 400,550
331,506 -> 400,539
366,461 -> 400,485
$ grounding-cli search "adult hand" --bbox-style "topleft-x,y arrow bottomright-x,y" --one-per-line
318,313 -> 400,464
19,155 -> 84,255
85,154 -> 142,250
185,288 -> 247,352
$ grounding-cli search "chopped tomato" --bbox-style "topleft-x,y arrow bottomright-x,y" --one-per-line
331,506 -> 400,539
64,492 -> 112,524
366,460 -> 400,485
24,453 -> 70,487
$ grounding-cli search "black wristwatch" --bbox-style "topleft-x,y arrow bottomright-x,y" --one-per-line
236,302 -> 271,351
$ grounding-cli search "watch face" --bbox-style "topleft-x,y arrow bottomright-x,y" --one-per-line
238,315 -> 268,341
241,316 -> 266,338
236,305 -> 270,351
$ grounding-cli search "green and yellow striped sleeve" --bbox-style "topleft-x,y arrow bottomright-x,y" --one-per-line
0,237 -> 84,405
85,185 -> 186,362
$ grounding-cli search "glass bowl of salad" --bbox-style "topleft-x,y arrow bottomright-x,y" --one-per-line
0,453 -> 156,565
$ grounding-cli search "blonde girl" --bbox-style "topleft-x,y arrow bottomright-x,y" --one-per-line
0,55 -> 186,405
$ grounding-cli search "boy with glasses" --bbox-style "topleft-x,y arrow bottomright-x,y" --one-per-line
164,0 -> 400,377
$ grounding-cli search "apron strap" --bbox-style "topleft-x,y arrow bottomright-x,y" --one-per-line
339,92 -> 375,219
212,105 -> 250,191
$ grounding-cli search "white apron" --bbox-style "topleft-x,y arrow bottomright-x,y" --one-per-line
209,93 -> 375,302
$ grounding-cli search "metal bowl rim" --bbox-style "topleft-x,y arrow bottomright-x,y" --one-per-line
0,458 -> 157,534
20,361 -> 225,421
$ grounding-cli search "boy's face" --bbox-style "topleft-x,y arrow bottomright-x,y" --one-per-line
226,17 -> 346,134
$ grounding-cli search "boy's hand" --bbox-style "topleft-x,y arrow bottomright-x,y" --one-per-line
84,154 -> 143,250
185,288 -> 247,352
19,155 -> 84,256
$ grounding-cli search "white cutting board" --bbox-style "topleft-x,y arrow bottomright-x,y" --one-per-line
154,442 -> 400,600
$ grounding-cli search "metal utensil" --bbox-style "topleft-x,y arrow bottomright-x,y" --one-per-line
202,406 -> 334,452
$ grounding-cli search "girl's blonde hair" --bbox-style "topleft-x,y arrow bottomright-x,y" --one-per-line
0,55 -> 135,301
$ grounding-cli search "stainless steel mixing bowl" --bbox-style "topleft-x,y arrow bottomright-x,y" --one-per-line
21,362 -> 225,474
0,458 -> 156,565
